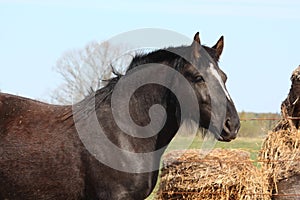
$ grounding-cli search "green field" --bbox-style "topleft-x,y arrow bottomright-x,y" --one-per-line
146,136 -> 265,200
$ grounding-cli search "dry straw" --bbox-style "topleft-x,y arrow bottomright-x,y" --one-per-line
156,149 -> 270,200
260,120 -> 300,194
259,66 -> 300,194
258,66 -> 300,198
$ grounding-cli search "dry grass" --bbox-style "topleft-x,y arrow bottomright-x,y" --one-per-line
259,126 -> 300,194
156,149 -> 270,200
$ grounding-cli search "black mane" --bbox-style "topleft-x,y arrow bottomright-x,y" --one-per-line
95,44 -> 218,103
95,46 -> 190,98
126,44 -> 218,72
126,46 -> 190,72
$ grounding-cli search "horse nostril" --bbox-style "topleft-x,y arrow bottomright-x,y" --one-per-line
222,117 -> 240,141
225,119 -> 231,132
224,118 -> 239,138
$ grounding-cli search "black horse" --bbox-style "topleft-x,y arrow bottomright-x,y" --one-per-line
0,32 -> 240,199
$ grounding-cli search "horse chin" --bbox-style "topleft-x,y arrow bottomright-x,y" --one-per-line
203,126 -> 234,142
218,129 -> 236,142
213,132 -> 232,142
217,135 -> 232,142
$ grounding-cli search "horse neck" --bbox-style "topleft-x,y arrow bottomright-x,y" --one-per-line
154,91 -> 179,150
127,56 -> 181,150
127,83 -> 180,145
117,63 -> 181,146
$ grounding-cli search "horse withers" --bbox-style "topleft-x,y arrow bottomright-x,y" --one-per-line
0,32 -> 240,199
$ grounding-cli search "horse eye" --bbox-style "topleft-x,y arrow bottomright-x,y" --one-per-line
194,76 -> 205,83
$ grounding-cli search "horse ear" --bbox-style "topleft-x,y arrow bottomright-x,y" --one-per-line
192,32 -> 201,58
193,32 -> 201,44
212,36 -> 224,61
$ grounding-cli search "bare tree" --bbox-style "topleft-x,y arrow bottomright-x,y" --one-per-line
51,41 -> 132,105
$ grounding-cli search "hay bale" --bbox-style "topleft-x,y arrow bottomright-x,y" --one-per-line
157,149 -> 270,200
260,129 -> 300,184
259,129 -> 300,199
260,65 -> 300,199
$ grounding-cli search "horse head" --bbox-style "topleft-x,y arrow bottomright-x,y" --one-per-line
179,32 -> 240,141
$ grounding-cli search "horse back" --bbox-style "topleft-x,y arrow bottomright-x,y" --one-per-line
0,93 -> 85,200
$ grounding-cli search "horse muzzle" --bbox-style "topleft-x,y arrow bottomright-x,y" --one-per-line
218,118 -> 240,142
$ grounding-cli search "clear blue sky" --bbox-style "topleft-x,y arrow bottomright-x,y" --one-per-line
0,0 -> 299,113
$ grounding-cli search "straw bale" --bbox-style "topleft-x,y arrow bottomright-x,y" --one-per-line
259,128 -> 300,193
259,65 -> 300,198
157,149 -> 270,200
